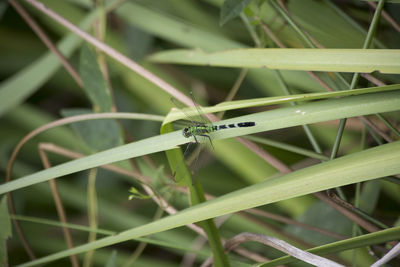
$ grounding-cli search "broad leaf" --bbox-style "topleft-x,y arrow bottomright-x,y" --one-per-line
79,43 -> 113,112
220,0 -> 253,26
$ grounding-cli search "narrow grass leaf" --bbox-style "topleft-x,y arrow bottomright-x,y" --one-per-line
163,84 -> 400,125
150,48 -> 400,74
0,196 -> 12,266
160,123 -> 192,187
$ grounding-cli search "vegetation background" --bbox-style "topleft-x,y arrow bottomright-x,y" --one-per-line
0,0 -> 399,266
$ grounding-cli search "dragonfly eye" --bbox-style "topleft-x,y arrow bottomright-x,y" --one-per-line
182,127 -> 191,138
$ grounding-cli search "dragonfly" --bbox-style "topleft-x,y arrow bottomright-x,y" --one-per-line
171,93 -> 256,180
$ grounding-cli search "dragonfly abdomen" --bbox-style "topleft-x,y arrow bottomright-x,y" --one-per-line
213,121 -> 255,131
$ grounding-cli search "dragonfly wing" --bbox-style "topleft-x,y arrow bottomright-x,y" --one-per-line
171,93 -> 212,126
190,91 -> 212,125
171,97 -> 197,125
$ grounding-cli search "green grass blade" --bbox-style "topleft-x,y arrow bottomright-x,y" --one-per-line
0,196 -> 12,265
163,84 -> 400,124
149,48 -> 400,74
244,136 -> 330,161
192,183 -> 230,267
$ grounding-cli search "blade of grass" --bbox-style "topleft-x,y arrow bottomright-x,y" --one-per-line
10,214 -> 210,257
274,69 -> 322,153
243,136 -> 329,161
149,48 -> 400,74
0,196 -> 12,265
83,168 -> 98,267
163,84 -> 400,124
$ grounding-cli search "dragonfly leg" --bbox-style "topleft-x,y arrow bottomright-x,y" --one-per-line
199,134 -> 214,150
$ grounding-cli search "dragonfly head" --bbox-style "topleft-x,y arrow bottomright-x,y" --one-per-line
182,127 -> 191,138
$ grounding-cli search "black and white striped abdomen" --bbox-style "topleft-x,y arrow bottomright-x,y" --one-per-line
213,122 -> 255,131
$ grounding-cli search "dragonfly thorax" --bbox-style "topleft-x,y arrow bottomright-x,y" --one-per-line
182,124 -> 215,138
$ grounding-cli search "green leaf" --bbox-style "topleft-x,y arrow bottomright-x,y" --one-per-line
160,123 -> 193,187
190,182 -> 230,267
162,84 -> 400,125
61,108 -> 123,151
128,187 -> 151,200
125,25 -> 154,62
149,48 -> 400,74
0,196 -> 12,266
220,0 -> 253,26
79,43 -> 113,112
